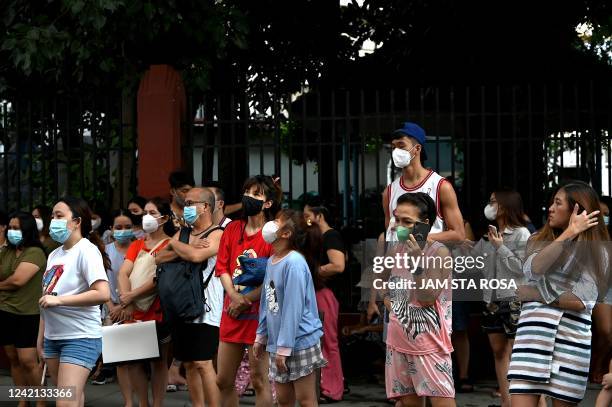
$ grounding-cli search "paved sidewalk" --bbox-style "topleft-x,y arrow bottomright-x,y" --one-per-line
0,373 -> 604,406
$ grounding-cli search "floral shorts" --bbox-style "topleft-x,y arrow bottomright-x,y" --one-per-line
385,347 -> 455,399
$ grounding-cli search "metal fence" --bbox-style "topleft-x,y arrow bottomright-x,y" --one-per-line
0,96 -> 137,214
185,81 -> 612,240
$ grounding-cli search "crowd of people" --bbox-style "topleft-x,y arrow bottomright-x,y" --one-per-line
0,121 -> 610,407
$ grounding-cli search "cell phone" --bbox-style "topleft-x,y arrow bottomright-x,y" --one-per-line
488,225 -> 498,235
412,222 -> 432,248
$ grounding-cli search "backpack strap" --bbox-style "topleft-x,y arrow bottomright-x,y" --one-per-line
200,225 -> 224,290
179,227 -> 191,244
201,225 -> 224,239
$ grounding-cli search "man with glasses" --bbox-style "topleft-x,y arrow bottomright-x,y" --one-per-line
159,187 -> 225,407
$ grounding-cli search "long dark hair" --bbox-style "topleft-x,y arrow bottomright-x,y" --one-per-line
147,197 -> 177,237
494,187 -> 527,229
276,209 -> 324,290
242,175 -> 283,221
57,197 -> 111,270
7,211 -> 43,250
529,181 -> 609,297
33,205 -> 52,237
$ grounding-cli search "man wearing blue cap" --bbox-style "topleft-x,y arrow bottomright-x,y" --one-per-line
382,122 -> 465,243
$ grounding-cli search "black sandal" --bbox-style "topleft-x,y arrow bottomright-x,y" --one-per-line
455,377 -> 474,393
319,395 -> 339,404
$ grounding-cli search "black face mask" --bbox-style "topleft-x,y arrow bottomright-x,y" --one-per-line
242,195 -> 265,217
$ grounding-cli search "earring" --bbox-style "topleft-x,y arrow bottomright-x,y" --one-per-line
306,219 -> 312,226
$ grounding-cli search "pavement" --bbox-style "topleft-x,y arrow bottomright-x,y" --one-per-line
0,372 -> 604,406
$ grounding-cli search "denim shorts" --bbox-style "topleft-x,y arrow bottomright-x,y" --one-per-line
43,337 -> 102,371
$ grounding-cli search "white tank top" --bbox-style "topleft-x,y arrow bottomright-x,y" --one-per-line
385,169 -> 446,241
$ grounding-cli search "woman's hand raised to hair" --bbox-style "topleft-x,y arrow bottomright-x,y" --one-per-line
566,204 -> 599,238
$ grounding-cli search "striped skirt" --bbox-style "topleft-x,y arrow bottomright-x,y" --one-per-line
508,302 -> 592,404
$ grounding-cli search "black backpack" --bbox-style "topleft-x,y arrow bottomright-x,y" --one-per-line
156,225 -> 223,323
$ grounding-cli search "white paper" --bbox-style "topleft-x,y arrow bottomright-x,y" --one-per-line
102,321 -> 160,364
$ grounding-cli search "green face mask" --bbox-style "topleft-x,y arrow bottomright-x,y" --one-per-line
396,225 -> 412,242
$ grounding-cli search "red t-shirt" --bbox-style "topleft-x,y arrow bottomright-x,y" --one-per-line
125,238 -> 170,322
216,220 -> 272,344
125,238 -> 170,262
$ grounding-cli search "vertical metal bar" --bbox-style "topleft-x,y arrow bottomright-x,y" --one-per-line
344,90 -> 351,226
201,95 -> 208,182
92,101 -> 98,201
53,99 -> 59,202
105,98 -> 112,208
559,84 -> 564,172
527,85 -> 534,212
496,85 -> 502,186
465,86 -> 471,207
543,84 -> 550,195
258,94 -> 264,175
118,97 -> 125,205
331,91 -> 338,210
450,87 -> 456,184
511,86 -> 518,188
40,100 -> 47,206
78,99 -> 85,196
187,94 -> 194,179
65,100 -> 71,196
316,91 -> 322,198
573,84 -> 580,181
302,91 -> 307,199
590,81 -> 600,193
608,84 -> 612,195
28,101 -> 33,209
359,89 -> 366,222
3,102 -> 10,209
375,90 -> 381,193
286,92 -> 293,207
274,95 -> 282,178
435,87 -> 440,173
15,102 -> 22,209
480,86 -> 486,196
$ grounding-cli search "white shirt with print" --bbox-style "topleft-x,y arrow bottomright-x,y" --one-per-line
41,238 -> 108,340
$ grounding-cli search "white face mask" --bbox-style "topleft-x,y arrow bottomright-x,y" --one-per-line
35,218 -> 44,232
392,145 -> 417,168
91,218 -> 102,230
142,214 -> 161,234
484,204 -> 498,221
262,221 -> 280,244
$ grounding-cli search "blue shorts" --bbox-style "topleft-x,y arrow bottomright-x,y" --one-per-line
43,338 -> 102,371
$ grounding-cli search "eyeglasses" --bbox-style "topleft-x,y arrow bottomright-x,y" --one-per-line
184,201 -> 208,207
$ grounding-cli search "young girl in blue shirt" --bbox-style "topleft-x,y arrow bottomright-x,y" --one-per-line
254,209 -> 326,407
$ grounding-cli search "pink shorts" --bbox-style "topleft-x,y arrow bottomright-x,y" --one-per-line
385,346 -> 455,399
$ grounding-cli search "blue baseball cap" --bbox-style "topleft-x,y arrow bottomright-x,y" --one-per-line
392,122 -> 427,161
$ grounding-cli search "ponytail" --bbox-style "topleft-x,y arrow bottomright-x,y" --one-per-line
88,231 -> 111,271
276,209 -> 324,290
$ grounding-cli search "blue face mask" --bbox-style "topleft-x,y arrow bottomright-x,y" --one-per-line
113,229 -> 135,243
183,206 -> 199,225
7,230 -> 23,246
49,219 -> 73,244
